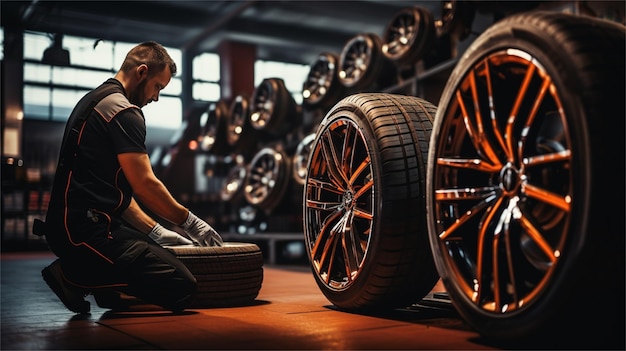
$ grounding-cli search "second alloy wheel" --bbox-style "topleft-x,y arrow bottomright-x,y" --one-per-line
426,11 -> 625,346
304,93 -> 439,310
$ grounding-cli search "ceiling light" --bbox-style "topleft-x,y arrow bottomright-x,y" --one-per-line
42,33 -> 70,66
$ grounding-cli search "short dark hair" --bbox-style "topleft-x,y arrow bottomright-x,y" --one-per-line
120,41 -> 177,77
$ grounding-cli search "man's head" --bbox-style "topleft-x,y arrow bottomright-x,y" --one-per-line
117,41 -> 177,108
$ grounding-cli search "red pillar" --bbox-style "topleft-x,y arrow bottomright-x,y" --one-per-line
217,41 -> 256,102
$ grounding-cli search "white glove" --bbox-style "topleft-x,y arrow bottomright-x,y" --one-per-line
148,223 -> 193,246
182,211 -> 223,247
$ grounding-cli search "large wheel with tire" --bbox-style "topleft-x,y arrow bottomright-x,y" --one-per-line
303,93 -> 440,310
166,243 -> 264,308
426,11 -> 625,347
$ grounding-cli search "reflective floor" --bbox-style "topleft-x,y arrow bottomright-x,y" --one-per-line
0,250 -> 597,350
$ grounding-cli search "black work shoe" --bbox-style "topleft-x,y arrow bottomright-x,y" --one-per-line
42,259 -> 90,314
93,291 -> 144,311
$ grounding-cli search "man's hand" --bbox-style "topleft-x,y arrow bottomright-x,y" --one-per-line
182,211 -> 223,247
148,223 -> 193,246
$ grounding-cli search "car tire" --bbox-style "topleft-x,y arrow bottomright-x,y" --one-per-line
426,11 -> 625,346
166,243 -> 264,308
304,93 -> 440,310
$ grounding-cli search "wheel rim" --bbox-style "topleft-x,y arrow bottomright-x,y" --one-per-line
302,53 -> 339,106
431,49 -> 573,313
382,6 -> 434,65
227,95 -> 249,147
250,81 -> 275,130
304,118 -> 374,291
221,163 -> 247,202
200,101 -> 224,152
244,147 -> 288,207
292,133 -> 316,185
338,34 -> 375,88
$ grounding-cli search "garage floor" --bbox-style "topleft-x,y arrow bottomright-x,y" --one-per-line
0,250 -> 602,350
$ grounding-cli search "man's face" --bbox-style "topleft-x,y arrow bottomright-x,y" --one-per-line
129,65 -> 172,108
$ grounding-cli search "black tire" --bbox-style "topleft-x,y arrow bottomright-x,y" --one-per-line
199,99 -> 231,155
302,52 -> 346,110
166,242 -> 264,308
426,11 -> 625,347
303,93 -> 440,310
250,78 -> 300,138
338,33 -> 397,91
381,6 -> 436,68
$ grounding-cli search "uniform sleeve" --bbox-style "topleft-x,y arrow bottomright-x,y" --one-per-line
94,92 -> 148,155
110,109 -> 147,155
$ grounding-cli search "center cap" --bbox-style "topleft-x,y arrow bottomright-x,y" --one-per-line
343,190 -> 354,208
500,163 -> 520,192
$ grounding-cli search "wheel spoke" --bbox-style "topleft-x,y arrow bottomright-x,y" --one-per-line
321,130 -> 350,188
341,213 -> 362,282
456,88 -> 501,168
505,62 -> 536,162
437,191 -> 497,240
437,156 -> 501,173
475,195 -> 505,304
435,186 -> 498,201
306,177 -> 344,196
483,58 -> 509,158
518,210 -> 559,263
522,182 -> 571,212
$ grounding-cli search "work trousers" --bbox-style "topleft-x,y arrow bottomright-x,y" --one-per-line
50,224 -> 197,311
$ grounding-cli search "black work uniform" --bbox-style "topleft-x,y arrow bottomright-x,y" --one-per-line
44,78 -> 196,311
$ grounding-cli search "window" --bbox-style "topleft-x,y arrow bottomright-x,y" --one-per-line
22,32 -> 183,129
254,60 -> 310,104
192,52 -> 221,102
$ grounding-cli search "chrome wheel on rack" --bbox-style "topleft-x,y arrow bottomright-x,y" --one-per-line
227,94 -> 257,158
426,11 -> 625,346
338,33 -> 396,92
381,6 -> 436,68
292,133 -> 316,186
199,99 -> 230,155
244,147 -> 291,211
302,52 -> 345,111
250,78 -> 300,138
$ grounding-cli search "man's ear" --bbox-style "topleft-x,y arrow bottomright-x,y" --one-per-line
137,64 -> 148,79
